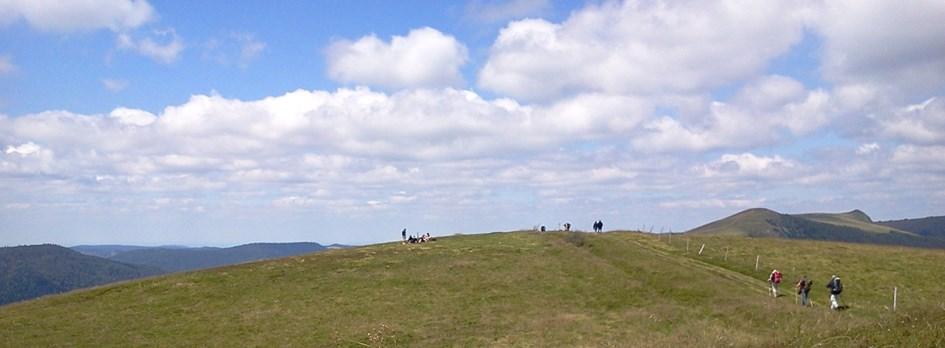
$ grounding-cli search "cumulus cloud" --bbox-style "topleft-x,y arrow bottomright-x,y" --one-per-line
699,153 -> 798,179
814,0 -> 945,98
0,0 -> 154,33
880,97 -> 945,145
478,1 -> 811,102
632,76 -> 831,152
118,29 -> 184,64
326,27 -> 468,90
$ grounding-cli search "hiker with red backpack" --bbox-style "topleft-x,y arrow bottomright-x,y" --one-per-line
768,269 -> 782,297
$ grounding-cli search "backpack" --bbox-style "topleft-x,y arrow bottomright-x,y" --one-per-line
828,277 -> 842,294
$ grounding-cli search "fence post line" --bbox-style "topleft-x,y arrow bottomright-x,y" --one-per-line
755,255 -> 760,271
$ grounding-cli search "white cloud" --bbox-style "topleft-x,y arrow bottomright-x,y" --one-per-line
891,145 -> 945,171
632,76 -> 832,152
0,55 -> 14,75
856,143 -> 880,155
881,97 -> 945,144
659,198 -> 763,209
478,1 -> 811,102
465,0 -> 551,23
0,0 -> 154,33
4,142 -> 41,156
118,29 -> 184,64
109,107 -> 156,126
101,78 -> 128,92
814,0 -> 945,98
700,153 -> 798,179
326,27 -> 468,90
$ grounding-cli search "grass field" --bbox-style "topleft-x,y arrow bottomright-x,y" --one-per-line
1,231 -> 944,347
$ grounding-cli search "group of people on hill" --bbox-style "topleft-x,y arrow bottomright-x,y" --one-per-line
535,220 -> 603,233
401,228 -> 434,244
769,269 -> 844,310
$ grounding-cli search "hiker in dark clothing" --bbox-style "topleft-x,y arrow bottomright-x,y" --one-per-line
826,275 -> 843,310
401,228 -> 407,243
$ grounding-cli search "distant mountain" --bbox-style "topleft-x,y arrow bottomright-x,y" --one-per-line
688,208 -> 945,248
71,245 -> 157,258
877,216 -> 945,239
108,242 -> 328,273
0,244 -> 163,305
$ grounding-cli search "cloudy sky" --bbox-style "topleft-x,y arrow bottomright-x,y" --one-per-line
1,0 -> 944,246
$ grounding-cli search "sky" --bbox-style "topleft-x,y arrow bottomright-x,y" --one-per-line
1,0 -> 944,247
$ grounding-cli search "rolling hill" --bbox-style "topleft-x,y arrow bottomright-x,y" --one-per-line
106,242 -> 329,273
0,245 -> 163,305
688,208 -> 945,248
877,216 -> 945,239
70,244 -> 187,258
1,232 -> 943,346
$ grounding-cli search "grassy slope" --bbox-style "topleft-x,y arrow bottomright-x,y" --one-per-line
1,232 -> 944,347
797,211 -> 912,235
686,208 -> 784,237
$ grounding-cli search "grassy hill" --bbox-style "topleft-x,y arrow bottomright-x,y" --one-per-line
0,245 -> 163,305
106,242 -> 328,273
1,232 -> 943,346
878,216 -> 945,239
688,208 -> 945,248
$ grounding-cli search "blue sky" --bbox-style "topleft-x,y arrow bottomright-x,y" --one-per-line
1,0 -> 944,246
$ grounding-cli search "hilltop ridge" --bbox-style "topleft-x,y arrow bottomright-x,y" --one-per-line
688,208 -> 945,248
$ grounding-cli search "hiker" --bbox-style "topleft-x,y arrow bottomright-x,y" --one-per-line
768,269 -> 782,298
826,275 -> 843,310
401,228 -> 407,242
796,276 -> 813,306
540,225 -> 546,232
598,220 -> 604,233
592,220 -> 599,232
564,222 -> 571,231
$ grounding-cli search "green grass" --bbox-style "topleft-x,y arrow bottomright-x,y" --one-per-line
2,231 -> 944,347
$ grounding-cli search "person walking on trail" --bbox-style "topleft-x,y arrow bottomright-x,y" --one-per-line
401,228 -> 407,242
796,276 -> 812,306
826,275 -> 843,310
768,269 -> 783,298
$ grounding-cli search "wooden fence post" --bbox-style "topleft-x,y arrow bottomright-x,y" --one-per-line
698,243 -> 706,255
893,287 -> 898,311
724,247 -> 729,261
755,255 -> 760,271
686,239 -> 690,253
